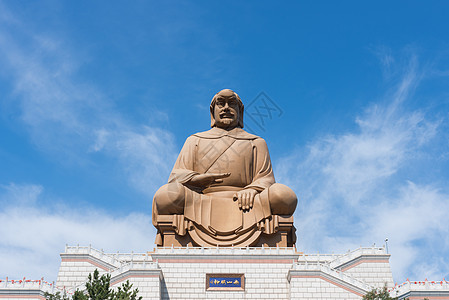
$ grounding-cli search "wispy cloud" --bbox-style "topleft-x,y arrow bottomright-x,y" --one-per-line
368,182 -> 449,281
0,183 -> 156,280
277,55 -> 449,282
0,4 -> 176,196
0,3 -> 172,281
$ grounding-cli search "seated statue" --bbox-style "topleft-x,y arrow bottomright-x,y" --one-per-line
152,89 -> 297,247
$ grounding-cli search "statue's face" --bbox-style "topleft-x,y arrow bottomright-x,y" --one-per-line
213,96 -> 240,129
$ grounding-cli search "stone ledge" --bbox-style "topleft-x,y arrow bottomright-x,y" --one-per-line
60,254 -> 117,272
288,263 -> 371,296
110,269 -> 162,286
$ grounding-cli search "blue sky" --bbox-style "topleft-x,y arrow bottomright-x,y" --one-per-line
1,0 -> 449,284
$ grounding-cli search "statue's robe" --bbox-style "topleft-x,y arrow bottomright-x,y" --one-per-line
153,127 -> 282,246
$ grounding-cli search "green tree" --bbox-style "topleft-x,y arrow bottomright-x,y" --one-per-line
46,269 -> 142,300
114,280 -> 141,300
44,291 -> 70,300
73,269 -> 113,300
362,286 -> 397,300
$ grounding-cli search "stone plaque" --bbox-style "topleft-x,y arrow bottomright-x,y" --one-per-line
206,273 -> 245,291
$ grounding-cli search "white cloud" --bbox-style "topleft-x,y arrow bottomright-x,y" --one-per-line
372,46 -> 395,79
0,5 -> 173,280
0,183 -> 156,281
113,127 -> 176,195
367,182 -> 449,281
277,57 -> 449,282
0,5 -> 176,196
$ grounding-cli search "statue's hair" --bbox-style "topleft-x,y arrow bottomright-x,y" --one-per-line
210,89 -> 244,128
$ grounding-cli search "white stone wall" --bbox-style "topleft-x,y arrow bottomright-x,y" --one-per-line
56,260 -> 107,289
342,261 -> 394,288
53,246 -> 396,299
158,261 -> 291,299
290,276 -> 362,300
2,245 -> 407,300
56,245 -> 121,289
111,275 -> 160,300
288,262 -> 371,300
108,261 -> 161,300
151,247 -> 298,300
327,247 -> 394,289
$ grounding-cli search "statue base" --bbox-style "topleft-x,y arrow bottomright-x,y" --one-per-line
51,245 -> 397,300
4,245 -> 447,300
155,215 -> 295,247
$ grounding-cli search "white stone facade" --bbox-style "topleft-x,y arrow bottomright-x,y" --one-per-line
1,245 -> 448,299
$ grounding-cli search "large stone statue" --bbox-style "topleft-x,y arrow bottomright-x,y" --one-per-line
152,89 -> 297,247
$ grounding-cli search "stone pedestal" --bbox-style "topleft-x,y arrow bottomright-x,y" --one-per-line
156,215 -> 296,248
51,245 -> 395,300
3,245 -> 449,299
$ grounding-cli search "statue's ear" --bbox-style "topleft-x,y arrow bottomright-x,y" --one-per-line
238,105 -> 244,128
210,106 -> 216,127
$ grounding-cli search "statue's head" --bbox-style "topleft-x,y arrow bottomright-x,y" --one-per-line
210,89 -> 244,129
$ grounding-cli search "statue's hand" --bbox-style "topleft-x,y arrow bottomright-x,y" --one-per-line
188,172 -> 231,188
233,188 -> 257,211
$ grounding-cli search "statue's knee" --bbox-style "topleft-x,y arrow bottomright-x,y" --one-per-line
269,183 -> 297,215
153,183 -> 185,214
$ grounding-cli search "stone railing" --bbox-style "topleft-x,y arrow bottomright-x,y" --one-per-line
296,252 -> 335,263
389,279 -> 449,297
111,252 -> 151,262
64,245 -> 152,266
64,245 -> 386,264
328,246 -> 388,269
153,246 -> 298,255
110,261 -> 160,277
291,261 -> 372,291
0,278 -> 73,295
65,245 -> 121,267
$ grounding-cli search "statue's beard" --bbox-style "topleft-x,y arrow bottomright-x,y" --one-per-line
215,117 -> 238,129
221,118 -> 233,125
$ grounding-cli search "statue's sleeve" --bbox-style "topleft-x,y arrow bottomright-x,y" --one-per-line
245,138 -> 275,192
168,136 -> 199,184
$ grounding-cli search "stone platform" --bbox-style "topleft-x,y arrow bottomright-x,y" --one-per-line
4,245 -> 448,299
54,245 -> 394,299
